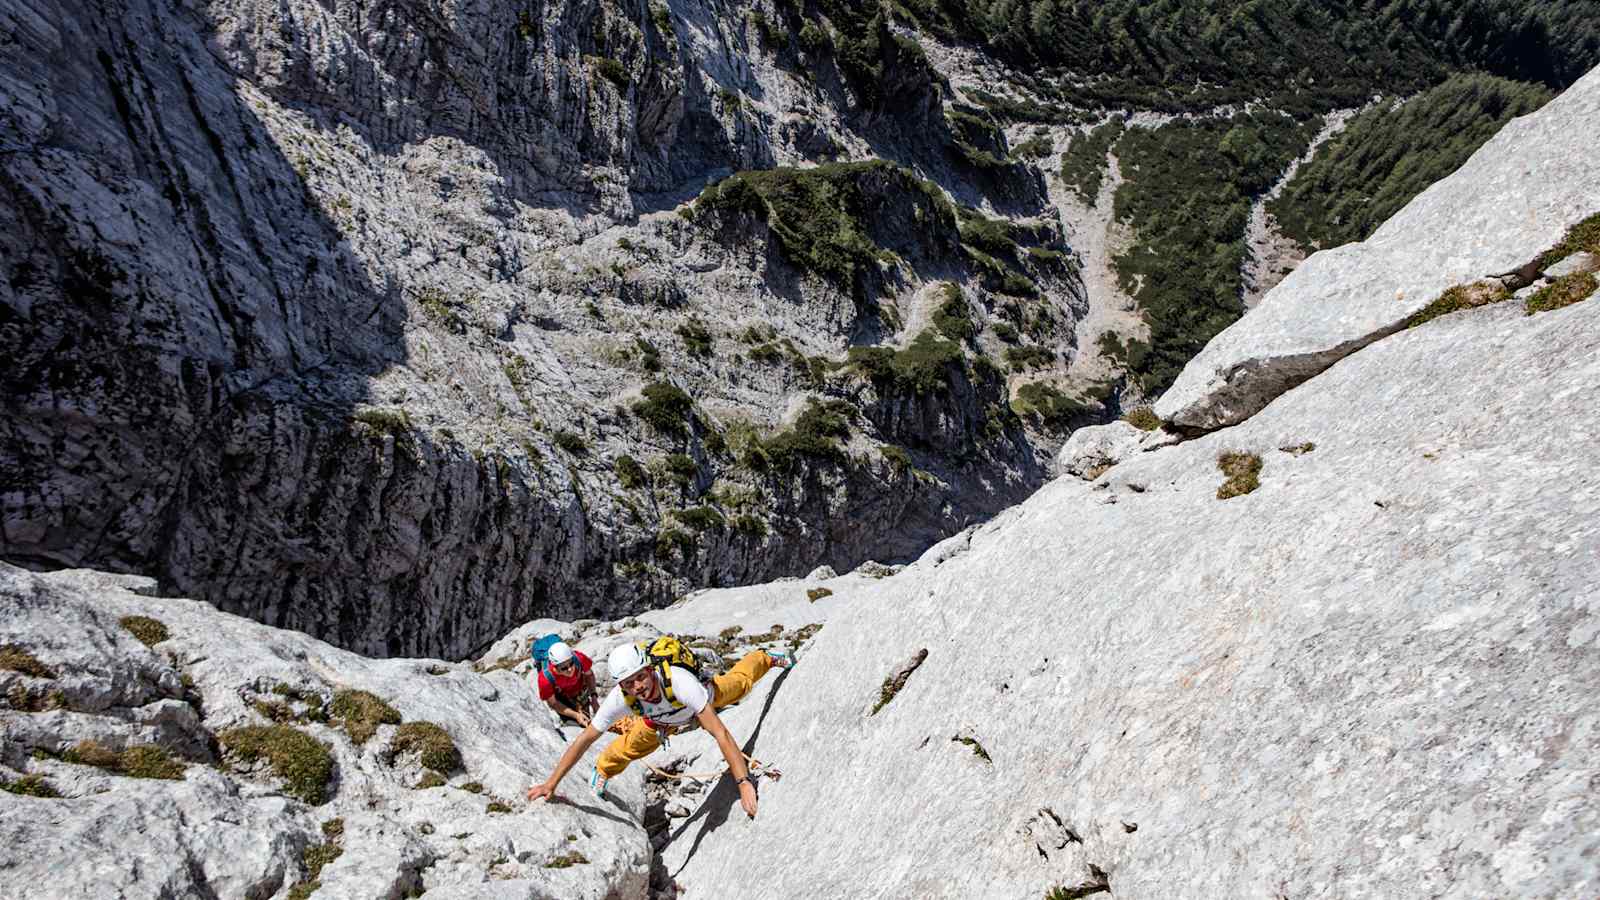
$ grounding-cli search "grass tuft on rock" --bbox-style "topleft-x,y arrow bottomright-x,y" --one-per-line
486,800 -> 512,814
414,771 -> 446,789
0,645 -> 55,679
544,850 -> 590,868
62,740 -> 186,780
806,587 -> 833,602
1537,212 -> 1600,270
219,725 -> 335,804
6,684 -> 68,711
1,773 -> 61,798
952,735 -> 992,763
1404,280 -> 1510,328
286,836 -> 345,900
1525,270 -> 1597,315
119,615 -> 169,647
328,689 -> 402,744
393,722 -> 462,774
1122,407 -> 1162,431
1216,452 -> 1263,500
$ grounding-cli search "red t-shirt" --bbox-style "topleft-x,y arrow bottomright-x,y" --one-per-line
535,651 -> 592,701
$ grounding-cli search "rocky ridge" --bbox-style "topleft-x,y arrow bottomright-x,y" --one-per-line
0,0 -> 1088,658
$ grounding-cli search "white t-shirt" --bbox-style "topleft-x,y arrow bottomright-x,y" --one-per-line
592,665 -> 710,732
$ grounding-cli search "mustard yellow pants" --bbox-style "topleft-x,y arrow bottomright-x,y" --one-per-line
595,649 -> 775,777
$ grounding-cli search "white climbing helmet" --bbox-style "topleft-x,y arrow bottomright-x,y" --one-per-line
548,641 -> 576,666
608,643 -> 650,682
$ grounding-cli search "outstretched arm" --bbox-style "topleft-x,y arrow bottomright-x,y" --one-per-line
526,725 -> 602,801
696,704 -> 757,819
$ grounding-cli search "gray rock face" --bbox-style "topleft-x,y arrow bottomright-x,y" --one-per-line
0,563 -> 650,899
1155,65 -> 1600,433
0,0 -> 1079,657
1053,420 -> 1145,478
665,259 -> 1600,898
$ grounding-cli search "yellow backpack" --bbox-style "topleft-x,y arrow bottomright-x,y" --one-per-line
625,636 -> 707,717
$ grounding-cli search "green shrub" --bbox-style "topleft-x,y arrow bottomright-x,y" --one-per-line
992,322 -> 1018,343
1003,345 -> 1054,372
487,800 -> 512,814
0,645 -> 54,679
739,323 -> 777,343
880,444 -> 912,472
664,453 -> 698,487
0,774 -> 59,798
552,430 -> 588,454
1059,121 -> 1124,204
615,454 -> 647,489
328,689 -> 401,745
1011,132 -> 1053,160
119,615 -> 169,647
750,10 -> 788,47
220,726 -> 335,804
849,331 -> 964,395
676,319 -> 714,357
655,527 -> 696,559
1097,331 -> 1150,371
633,381 -> 695,435
1216,452 -> 1263,500
931,284 -> 975,342
696,162 -> 956,290
1525,271 -> 1597,315
589,56 -> 630,88
731,514 -> 768,537
1113,112 -> 1320,394
1010,382 -> 1089,424
676,506 -> 726,531
634,337 -> 662,372
762,399 -> 853,469
798,21 -> 830,51
1404,281 -> 1511,328
1122,407 -> 1161,431
415,771 -> 446,789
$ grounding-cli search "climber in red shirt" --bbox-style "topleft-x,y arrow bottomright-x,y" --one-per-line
534,641 -> 598,728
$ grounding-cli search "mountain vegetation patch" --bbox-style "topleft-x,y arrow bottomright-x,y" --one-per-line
1271,74 -> 1554,250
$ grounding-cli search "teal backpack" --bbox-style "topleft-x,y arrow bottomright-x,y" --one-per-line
528,633 -> 564,684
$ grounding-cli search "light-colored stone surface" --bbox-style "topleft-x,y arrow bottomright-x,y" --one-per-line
0,564 -> 650,898
665,288 -> 1600,897
1156,66 -> 1600,432
1053,420 -> 1145,478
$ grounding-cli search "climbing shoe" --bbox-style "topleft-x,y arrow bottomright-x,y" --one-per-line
767,648 -> 796,670
588,765 -> 608,799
